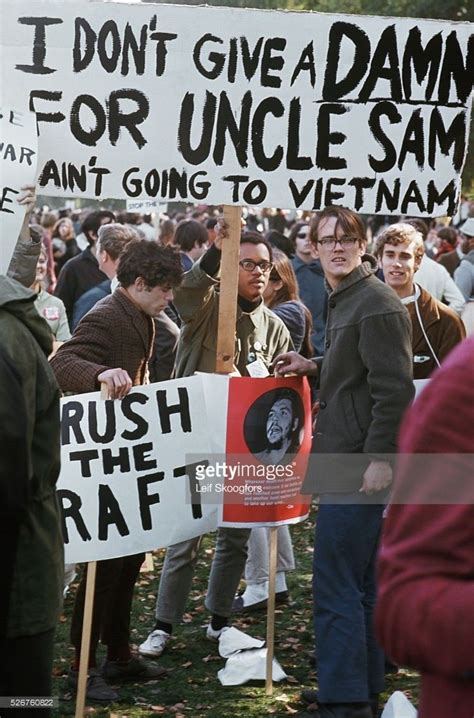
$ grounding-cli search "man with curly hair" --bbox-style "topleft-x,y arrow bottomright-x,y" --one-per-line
50,239 -> 183,702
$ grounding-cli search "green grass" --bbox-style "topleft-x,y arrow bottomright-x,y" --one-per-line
52,512 -> 419,717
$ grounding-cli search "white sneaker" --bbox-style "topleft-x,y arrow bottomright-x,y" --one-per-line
206,624 -> 229,641
138,629 -> 171,657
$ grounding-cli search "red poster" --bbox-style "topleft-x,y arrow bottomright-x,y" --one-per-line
220,376 -> 312,527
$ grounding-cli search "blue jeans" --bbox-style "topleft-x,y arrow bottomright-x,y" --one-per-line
313,494 -> 385,703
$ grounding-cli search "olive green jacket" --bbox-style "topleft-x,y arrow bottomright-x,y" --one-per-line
0,276 -> 63,637
174,259 -> 292,377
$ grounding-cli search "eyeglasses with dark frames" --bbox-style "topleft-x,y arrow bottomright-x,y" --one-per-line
239,259 -> 274,273
316,236 -> 359,250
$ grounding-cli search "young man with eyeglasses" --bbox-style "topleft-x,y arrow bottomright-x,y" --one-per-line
139,228 -> 292,659
274,206 -> 414,718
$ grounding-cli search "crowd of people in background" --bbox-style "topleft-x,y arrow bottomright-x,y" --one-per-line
25,196 -> 474,348
1,188 -> 474,718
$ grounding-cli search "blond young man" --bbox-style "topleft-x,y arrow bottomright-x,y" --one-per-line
375,223 -> 465,379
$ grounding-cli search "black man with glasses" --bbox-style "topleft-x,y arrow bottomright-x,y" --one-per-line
274,206 -> 414,718
139,227 -> 293,661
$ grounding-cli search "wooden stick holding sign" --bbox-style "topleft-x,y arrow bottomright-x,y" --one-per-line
265,526 -> 279,695
74,383 -> 108,718
215,206 -> 242,374
74,560 -> 96,718
215,211 -> 280,692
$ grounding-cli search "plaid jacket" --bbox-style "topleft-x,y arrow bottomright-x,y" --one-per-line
50,288 -> 154,393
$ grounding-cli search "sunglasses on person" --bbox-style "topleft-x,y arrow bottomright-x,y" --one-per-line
239,260 -> 274,273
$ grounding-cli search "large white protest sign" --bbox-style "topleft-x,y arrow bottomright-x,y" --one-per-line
58,376 -> 222,563
58,374 -> 313,563
0,106 -> 37,273
1,1 -> 472,214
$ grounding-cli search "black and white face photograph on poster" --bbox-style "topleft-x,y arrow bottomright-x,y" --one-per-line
244,387 -> 305,465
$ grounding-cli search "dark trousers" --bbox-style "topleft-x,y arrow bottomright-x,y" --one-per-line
70,553 -> 144,659
0,628 -> 55,718
313,495 -> 385,703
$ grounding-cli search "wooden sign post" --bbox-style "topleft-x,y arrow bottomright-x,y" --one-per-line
74,561 -> 97,718
74,384 -> 108,718
215,206 -> 242,374
265,527 -> 278,695
215,211 -> 279,693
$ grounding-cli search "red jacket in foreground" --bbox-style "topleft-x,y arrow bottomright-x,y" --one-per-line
376,337 -> 474,718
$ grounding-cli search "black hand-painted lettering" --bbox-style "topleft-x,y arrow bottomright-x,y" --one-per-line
358,25 -> 402,103
323,22 -> 370,101
70,94 -> 106,147
189,171 -> 211,200
121,392 -> 149,440
288,178 -> 313,208
428,109 -> 466,171
286,98 -> 312,170
222,175 -> 248,203
107,89 -> 149,149
368,101 -> 401,173
178,91 -> 216,165
402,28 -> 442,102
400,180 -> 426,214
251,97 -> 284,172
437,31 -> 473,105
260,37 -> 286,88
193,33 -> 225,79
98,484 -> 130,540
173,462 -> 207,519
73,17 -> 96,72
398,109 -> 425,170
57,489 -> 91,543
16,16 -> 62,74
69,449 -> 100,478
133,442 -> 157,472
243,179 -> 267,205
149,31 -> 178,76
316,104 -> 348,170
155,387 -> 191,434
29,90 -> 65,129
102,447 -> 131,475
121,22 -> 147,75
240,36 -> 264,81
0,187 -> 19,214
88,400 -> 116,444
290,42 -> 316,88
137,472 -> 163,530
375,178 -> 401,213
324,177 -> 346,205
348,177 -> 376,211
97,20 -> 122,73
427,179 -> 457,215
61,401 -> 85,446
213,91 -> 252,168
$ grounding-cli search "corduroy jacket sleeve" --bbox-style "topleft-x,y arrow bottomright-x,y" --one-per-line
49,306 -> 112,393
